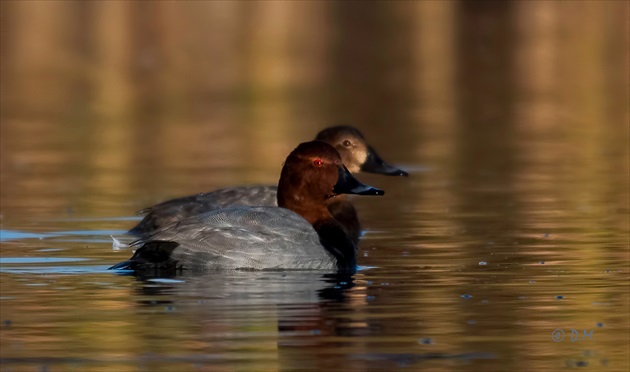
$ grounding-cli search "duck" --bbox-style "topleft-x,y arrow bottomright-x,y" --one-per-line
128,125 -> 406,240
110,141 -> 384,274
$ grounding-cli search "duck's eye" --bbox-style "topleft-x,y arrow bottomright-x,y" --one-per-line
343,140 -> 352,147
313,158 -> 323,167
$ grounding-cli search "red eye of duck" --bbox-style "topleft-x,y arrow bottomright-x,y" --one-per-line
313,158 -> 323,167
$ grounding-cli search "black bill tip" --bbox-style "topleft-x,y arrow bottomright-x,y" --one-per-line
333,166 -> 385,196
361,146 -> 408,177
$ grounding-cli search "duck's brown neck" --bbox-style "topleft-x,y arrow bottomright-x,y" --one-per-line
277,189 -> 333,226
277,176 -> 356,273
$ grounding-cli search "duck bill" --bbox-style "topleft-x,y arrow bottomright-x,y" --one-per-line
360,146 -> 408,176
333,166 -> 385,196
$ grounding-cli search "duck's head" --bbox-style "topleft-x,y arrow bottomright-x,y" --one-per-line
277,141 -> 384,222
315,125 -> 408,176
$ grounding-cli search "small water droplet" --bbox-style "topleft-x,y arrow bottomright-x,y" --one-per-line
310,329 -> 321,335
529,280 -> 535,284
461,294 -> 473,299
596,322 -> 603,328
478,261 -> 487,266
418,338 -> 433,345
555,295 -> 564,300
539,261 -> 545,264
366,295 -> 376,301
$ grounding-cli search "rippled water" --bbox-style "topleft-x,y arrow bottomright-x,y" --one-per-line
2,1 -> 629,371
2,126 -> 628,370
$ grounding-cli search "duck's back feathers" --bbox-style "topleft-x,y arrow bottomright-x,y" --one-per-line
129,186 -> 278,236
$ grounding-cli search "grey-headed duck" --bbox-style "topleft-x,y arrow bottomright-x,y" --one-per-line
129,126 -> 406,240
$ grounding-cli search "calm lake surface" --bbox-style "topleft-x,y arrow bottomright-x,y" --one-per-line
1,2 -> 629,371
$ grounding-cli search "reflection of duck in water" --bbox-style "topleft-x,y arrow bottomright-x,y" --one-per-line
129,125 -> 407,243
128,270 -> 363,368
111,141 -> 383,275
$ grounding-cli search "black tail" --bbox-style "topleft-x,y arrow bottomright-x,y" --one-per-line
109,241 -> 180,271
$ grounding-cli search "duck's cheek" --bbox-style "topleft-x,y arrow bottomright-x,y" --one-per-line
343,151 -> 366,173
354,148 -> 368,170
335,150 -> 356,173
345,163 -> 361,174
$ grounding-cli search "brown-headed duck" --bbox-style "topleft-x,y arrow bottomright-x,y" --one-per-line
111,141 -> 384,274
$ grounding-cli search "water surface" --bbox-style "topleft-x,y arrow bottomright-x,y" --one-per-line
1,1 -> 629,371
